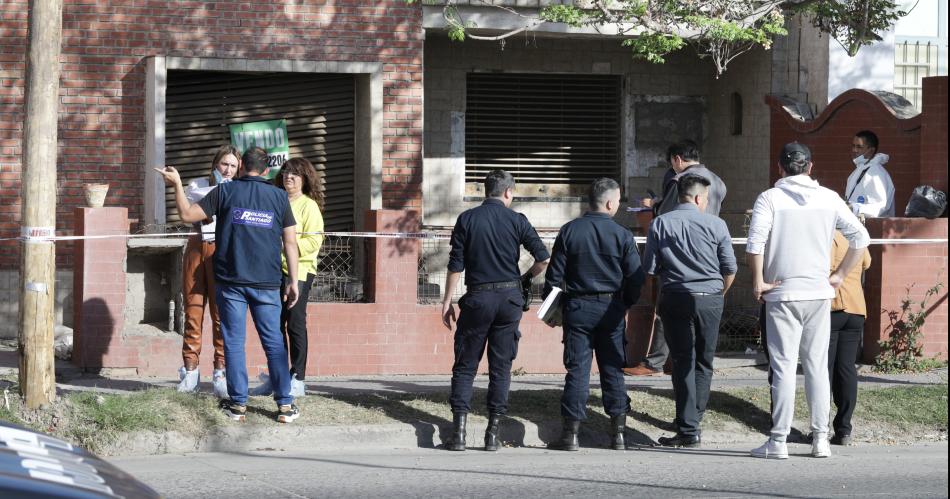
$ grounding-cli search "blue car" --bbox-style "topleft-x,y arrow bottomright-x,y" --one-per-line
0,420 -> 160,498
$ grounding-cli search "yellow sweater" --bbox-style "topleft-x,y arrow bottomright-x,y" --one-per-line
282,194 -> 324,279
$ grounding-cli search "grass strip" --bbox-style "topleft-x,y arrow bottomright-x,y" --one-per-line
0,379 -> 945,455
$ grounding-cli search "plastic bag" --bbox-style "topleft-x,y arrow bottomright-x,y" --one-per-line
904,185 -> 947,219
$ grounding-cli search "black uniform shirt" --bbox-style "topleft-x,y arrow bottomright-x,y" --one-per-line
543,211 -> 645,307
447,198 -> 550,286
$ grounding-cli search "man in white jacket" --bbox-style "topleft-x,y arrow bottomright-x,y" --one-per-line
846,130 -> 895,217
747,142 -> 870,460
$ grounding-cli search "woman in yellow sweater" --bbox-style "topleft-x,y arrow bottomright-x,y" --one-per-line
271,158 -> 325,396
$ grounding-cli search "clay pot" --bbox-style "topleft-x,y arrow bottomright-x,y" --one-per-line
83,183 -> 109,208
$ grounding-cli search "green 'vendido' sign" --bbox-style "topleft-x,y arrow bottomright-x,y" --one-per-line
229,119 -> 289,179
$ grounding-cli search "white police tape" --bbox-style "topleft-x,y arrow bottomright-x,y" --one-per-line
4,230 -> 948,246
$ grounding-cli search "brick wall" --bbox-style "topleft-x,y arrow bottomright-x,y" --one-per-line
919,77 -> 948,193
72,209 -> 655,375
767,90 -> 923,209
0,1 -> 424,270
864,218 -> 948,361
767,79 -> 949,361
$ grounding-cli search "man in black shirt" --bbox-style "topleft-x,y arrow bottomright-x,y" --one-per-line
544,178 -> 646,451
442,170 -> 550,451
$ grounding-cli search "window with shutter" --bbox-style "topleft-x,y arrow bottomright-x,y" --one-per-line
465,73 -> 622,192
164,70 -> 355,230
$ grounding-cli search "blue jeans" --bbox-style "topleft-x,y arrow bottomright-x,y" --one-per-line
216,284 -> 293,406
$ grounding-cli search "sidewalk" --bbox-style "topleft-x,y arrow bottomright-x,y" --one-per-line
1,343 -> 946,457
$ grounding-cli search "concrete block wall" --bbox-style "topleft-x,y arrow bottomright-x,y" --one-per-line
422,36 -> 718,231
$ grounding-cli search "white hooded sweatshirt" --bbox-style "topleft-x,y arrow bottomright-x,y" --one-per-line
846,153 -> 895,217
747,175 -> 870,303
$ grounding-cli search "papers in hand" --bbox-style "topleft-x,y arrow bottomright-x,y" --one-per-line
537,286 -> 563,327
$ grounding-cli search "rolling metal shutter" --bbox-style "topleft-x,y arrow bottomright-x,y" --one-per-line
465,73 -> 621,184
164,70 -> 355,230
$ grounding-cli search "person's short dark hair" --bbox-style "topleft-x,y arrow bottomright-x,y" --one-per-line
588,177 -> 621,210
666,140 -> 701,164
778,142 -> 812,176
855,130 -> 879,152
677,173 -> 711,202
242,147 -> 269,174
484,170 -> 515,198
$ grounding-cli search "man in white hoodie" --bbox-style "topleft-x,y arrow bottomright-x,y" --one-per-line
846,130 -> 895,217
747,142 -> 870,460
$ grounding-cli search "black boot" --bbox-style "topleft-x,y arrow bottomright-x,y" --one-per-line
447,412 -> 467,451
547,419 -> 580,451
610,414 -> 626,450
484,413 -> 502,451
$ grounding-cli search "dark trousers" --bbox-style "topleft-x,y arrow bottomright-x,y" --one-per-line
829,311 -> 863,436
449,288 -> 523,415
659,292 -> 724,436
641,316 -> 669,369
280,273 -> 315,381
560,296 -> 630,421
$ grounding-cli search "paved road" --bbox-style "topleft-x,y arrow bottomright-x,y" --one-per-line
113,442 -> 948,498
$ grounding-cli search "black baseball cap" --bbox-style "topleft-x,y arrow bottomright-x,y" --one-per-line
779,142 -> 811,166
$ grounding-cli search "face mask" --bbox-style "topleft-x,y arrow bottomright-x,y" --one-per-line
213,170 -> 232,184
852,155 -> 868,167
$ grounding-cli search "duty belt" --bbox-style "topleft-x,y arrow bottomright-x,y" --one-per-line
468,280 -> 520,291
570,292 -> 618,300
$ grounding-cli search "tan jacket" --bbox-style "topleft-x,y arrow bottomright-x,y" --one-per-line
830,231 -> 872,315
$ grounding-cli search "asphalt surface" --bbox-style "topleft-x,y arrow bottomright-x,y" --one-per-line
113,442 -> 949,498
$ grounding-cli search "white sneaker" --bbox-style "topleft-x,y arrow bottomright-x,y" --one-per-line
290,378 -> 306,397
812,435 -> 832,458
212,369 -> 229,399
249,372 -> 273,396
176,367 -> 199,393
750,438 -> 789,459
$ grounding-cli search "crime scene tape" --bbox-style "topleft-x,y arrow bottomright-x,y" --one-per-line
3,230 -> 947,246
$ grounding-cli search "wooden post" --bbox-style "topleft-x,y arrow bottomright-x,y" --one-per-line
18,0 -> 64,408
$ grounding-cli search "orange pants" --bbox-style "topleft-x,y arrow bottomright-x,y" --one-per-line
181,236 -> 224,370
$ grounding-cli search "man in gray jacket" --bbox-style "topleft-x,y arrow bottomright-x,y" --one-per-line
626,141 -> 728,376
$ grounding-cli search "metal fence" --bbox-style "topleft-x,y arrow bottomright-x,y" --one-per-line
417,227 -> 766,351
310,235 -> 365,303
417,230 -> 558,305
894,40 -> 940,111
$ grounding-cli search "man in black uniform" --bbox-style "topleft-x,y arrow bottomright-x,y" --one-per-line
544,178 -> 645,451
442,170 -> 550,452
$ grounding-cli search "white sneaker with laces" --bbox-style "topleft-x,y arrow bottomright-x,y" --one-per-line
176,367 -> 199,393
812,435 -> 832,458
750,438 -> 789,459
212,369 -> 229,399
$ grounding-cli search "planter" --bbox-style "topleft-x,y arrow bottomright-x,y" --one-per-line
83,183 -> 109,208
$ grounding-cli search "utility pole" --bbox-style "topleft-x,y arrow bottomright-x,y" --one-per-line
19,0 -> 64,408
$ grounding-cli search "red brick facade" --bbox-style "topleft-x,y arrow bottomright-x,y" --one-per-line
767,78 -> 949,361
0,1 -> 423,269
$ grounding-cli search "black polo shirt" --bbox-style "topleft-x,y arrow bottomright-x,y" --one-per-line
543,211 -> 645,307
197,175 -> 295,289
447,198 -> 550,286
